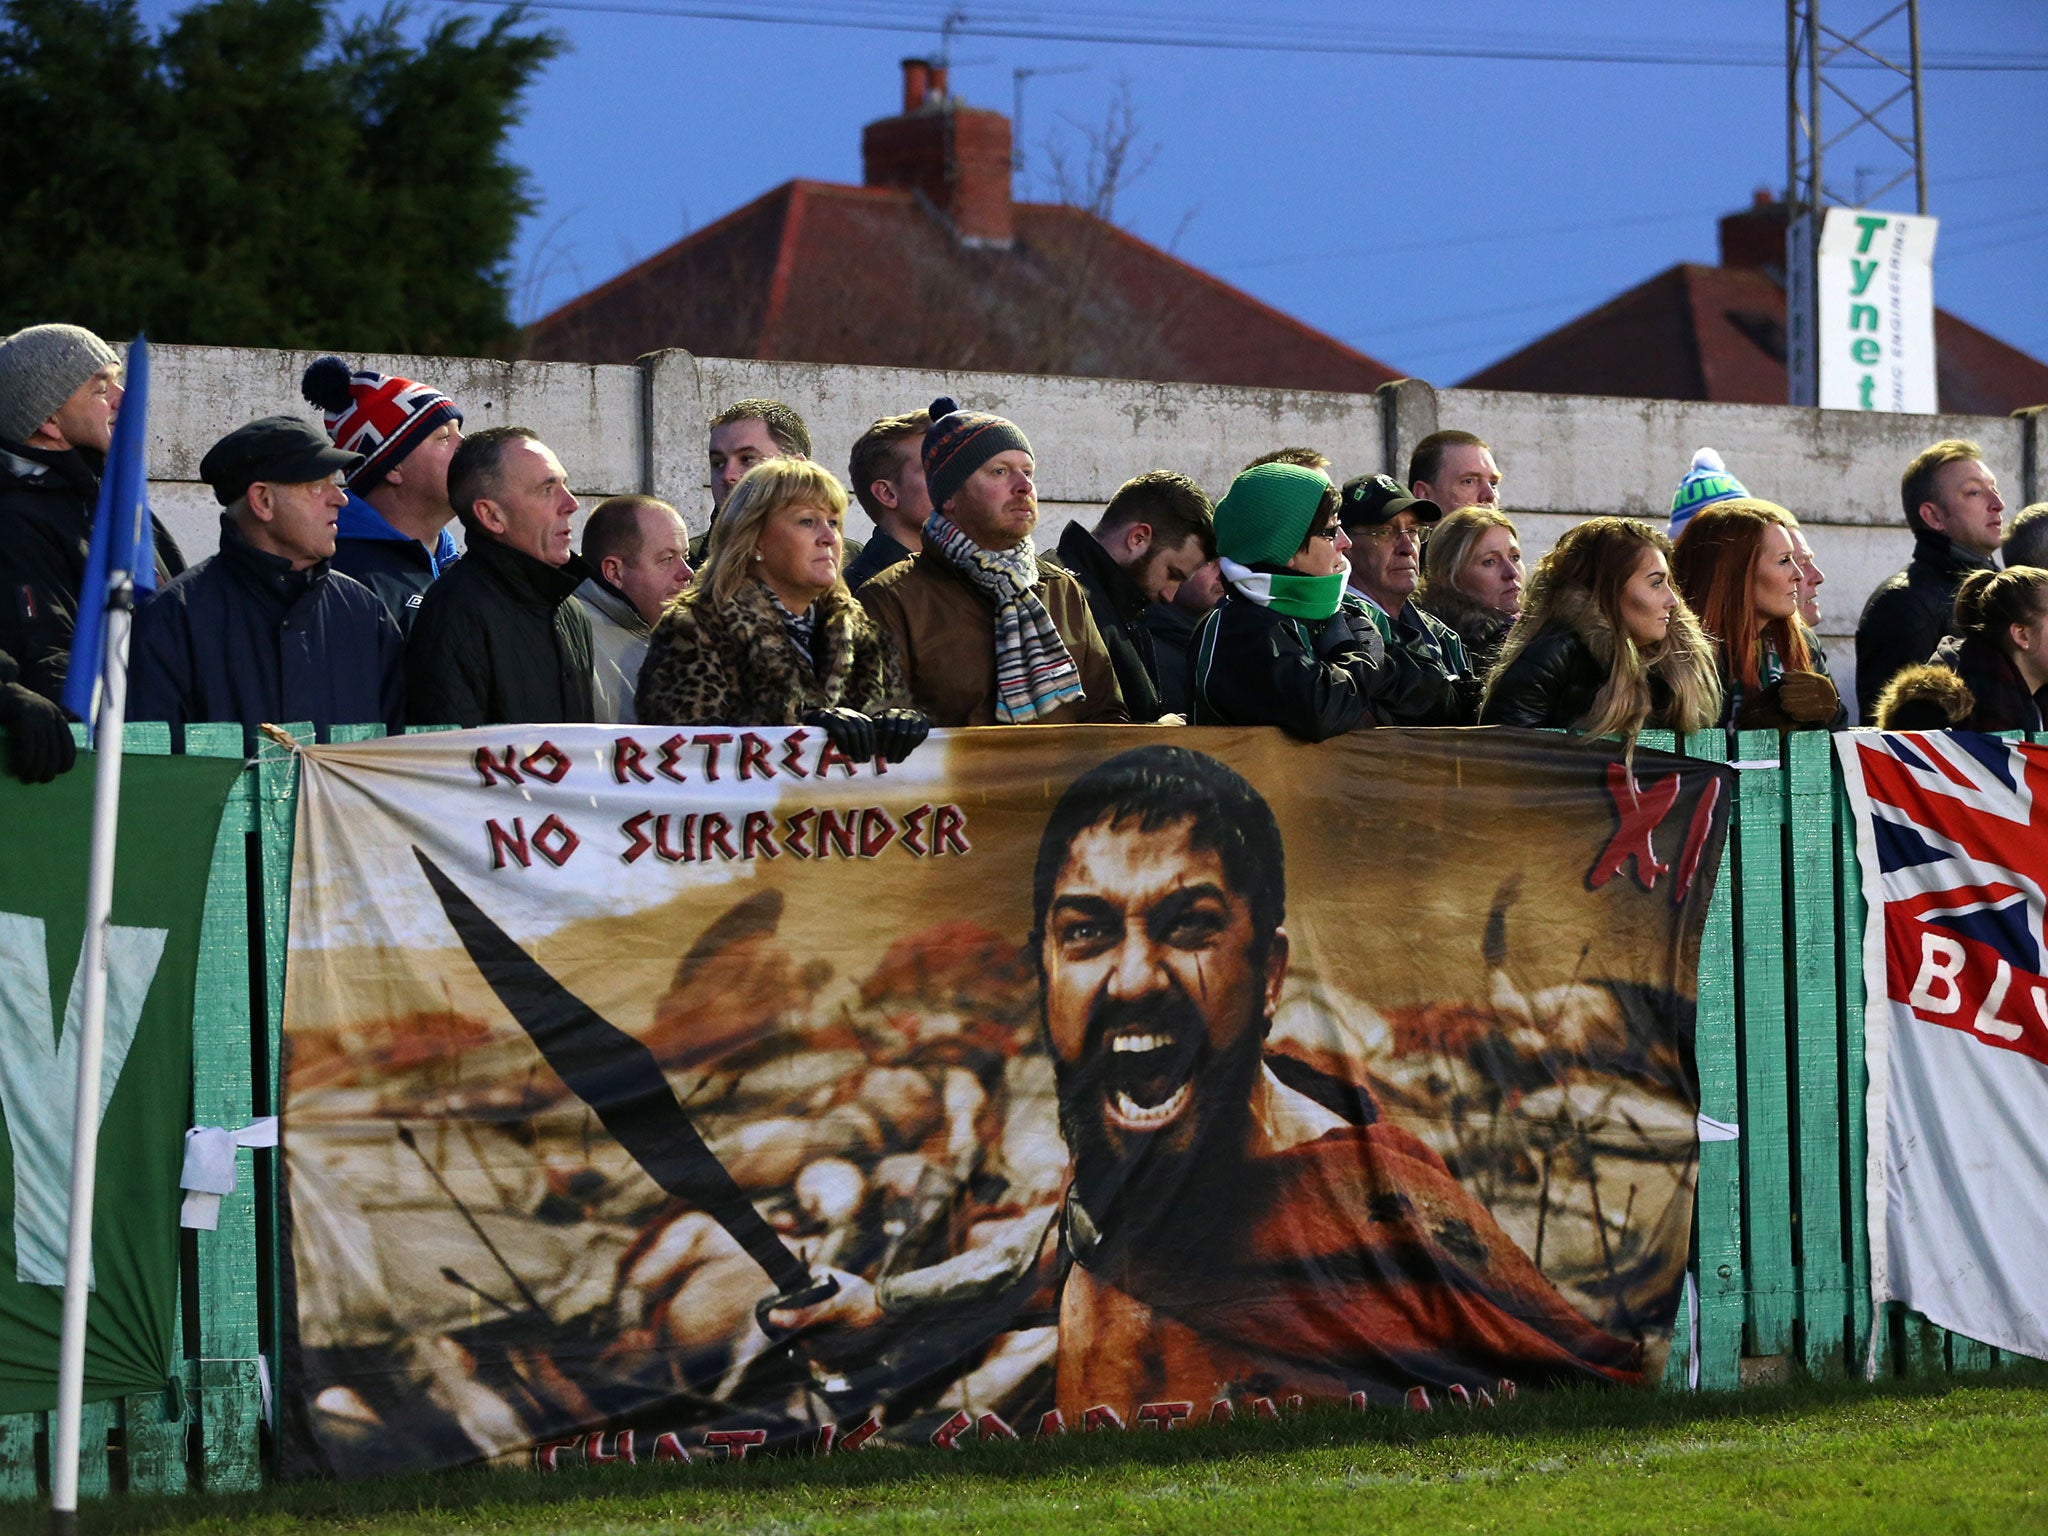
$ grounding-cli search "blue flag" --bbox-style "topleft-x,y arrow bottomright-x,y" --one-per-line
60,336 -> 157,727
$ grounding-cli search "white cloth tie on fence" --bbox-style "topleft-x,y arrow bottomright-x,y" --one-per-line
1696,1113 -> 1740,1142
178,1117 -> 278,1230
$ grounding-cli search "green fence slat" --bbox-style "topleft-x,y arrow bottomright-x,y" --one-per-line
1950,1333 -> 1996,1375
1685,728 -> 1743,1389
1836,740 -> 1887,1375
255,725 -> 311,1441
184,723 -> 264,1494
328,724 -> 388,743
1786,730 -> 1846,1371
115,725 -> 189,1496
0,1414 -> 35,1499
1732,728 -> 1796,1358
76,1398 -> 113,1498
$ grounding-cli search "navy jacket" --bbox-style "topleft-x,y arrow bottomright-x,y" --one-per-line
406,532 -> 596,728
330,492 -> 458,634
128,516 -> 404,742
1056,520 -> 1165,721
1855,527 -> 1996,722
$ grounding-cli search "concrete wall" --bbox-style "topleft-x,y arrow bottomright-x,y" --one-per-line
144,343 -> 2046,716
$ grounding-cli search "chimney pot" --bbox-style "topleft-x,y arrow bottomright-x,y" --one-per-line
901,57 -> 930,114
930,64 -> 949,102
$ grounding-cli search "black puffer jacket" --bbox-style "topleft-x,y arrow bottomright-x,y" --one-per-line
405,533 -> 596,727
1929,633 -> 2045,733
1855,527 -> 1995,722
0,440 -> 186,703
1055,521 -> 1165,721
1190,591 -> 1384,741
1479,623 -> 1609,729
127,516 -> 402,742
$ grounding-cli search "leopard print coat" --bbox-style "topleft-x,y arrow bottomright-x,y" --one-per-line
633,578 -> 909,726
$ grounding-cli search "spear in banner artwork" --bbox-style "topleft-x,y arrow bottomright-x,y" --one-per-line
50,335 -> 157,1535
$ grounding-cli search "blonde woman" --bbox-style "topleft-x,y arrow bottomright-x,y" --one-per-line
635,458 -> 928,761
1417,506 -> 1524,677
1480,516 -> 1721,741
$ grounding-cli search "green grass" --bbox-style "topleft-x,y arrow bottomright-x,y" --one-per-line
38,1370 -> 2048,1536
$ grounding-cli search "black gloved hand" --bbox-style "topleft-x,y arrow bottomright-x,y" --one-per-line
802,707 -> 878,763
873,708 -> 931,763
1338,607 -> 1388,667
0,682 -> 77,785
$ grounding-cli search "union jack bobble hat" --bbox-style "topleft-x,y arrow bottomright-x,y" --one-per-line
301,355 -> 462,493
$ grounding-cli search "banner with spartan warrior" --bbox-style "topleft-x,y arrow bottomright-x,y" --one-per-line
278,725 -> 1728,1475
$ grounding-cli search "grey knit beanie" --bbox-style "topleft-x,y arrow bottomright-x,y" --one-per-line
0,325 -> 120,444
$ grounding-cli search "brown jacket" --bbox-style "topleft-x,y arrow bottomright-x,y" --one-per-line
858,541 -> 1129,727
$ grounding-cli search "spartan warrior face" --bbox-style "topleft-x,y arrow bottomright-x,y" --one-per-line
1031,747 -> 1288,1247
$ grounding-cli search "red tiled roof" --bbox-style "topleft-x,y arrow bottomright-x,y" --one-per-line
524,179 -> 1401,393
1460,260 -> 2048,415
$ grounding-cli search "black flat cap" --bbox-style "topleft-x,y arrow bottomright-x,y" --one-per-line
199,415 -> 363,506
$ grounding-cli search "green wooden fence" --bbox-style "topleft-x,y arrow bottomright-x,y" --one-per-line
0,723 -> 2011,1499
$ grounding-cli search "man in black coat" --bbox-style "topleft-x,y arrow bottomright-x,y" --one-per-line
406,427 -> 595,728
0,324 -> 185,702
128,418 -> 404,743
1855,438 -> 2007,722
1054,471 -> 1215,723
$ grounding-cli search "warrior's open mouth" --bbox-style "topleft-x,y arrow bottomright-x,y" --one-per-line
1103,1027 -> 1198,1132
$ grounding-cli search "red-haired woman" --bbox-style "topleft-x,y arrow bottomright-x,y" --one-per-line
1671,500 -> 1845,730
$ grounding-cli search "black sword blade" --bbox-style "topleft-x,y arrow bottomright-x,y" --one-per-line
413,847 -> 813,1297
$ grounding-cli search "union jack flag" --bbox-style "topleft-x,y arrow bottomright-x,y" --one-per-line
1847,729 -> 2048,1067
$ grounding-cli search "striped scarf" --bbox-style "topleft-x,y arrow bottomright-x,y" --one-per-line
925,512 -> 1084,723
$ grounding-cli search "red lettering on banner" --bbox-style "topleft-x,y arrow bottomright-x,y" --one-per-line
487,818 -> 529,869
976,1413 -> 1018,1442
1082,1405 -> 1125,1433
531,815 -> 580,866
700,813 -> 737,861
934,804 -> 970,855
612,736 -> 650,784
650,1432 -> 690,1463
1890,915 -> 2048,1066
656,735 -> 690,783
1348,1392 -> 1371,1413
812,1424 -> 835,1456
1588,762 -> 1681,891
1136,1401 -> 1192,1430
780,730 -> 811,778
620,812 -> 654,863
1447,1384 -> 1473,1408
816,737 -> 858,778
521,741 -> 571,783
859,809 -> 898,858
1249,1397 -> 1278,1421
1404,1387 -> 1433,1413
584,1430 -> 634,1465
818,808 -> 858,859
1496,1379 -> 1517,1402
695,733 -> 733,781
533,1435 -> 581,1470
742,810 -> 780,860
737,732 -> 774,781
1209,1399 -> 1235,1423
838,1416 -> 883,1452
784,808 -> 815,858
475,745 -> 523,787
1284,1395 -> 1304,1414
1477,1389 -> 1496,1409
930,1409 -> 974,1450
655,814 -> 692,863
1035,1409 -> 1067,1439
700,1428 -> 766,1461
902,805 -> 932,856
1673,777 -> 1722,904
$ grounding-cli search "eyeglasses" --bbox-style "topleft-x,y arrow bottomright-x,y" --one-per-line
1350,522 -> 1428,546
1307,525 -> 1341,543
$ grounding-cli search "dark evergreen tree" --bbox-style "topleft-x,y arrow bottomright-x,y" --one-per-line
0,0 -> 558,355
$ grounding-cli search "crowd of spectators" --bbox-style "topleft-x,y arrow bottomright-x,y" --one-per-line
0,319 -> 2041,783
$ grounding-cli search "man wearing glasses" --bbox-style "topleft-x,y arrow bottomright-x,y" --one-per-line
1337,475 -> 1480,724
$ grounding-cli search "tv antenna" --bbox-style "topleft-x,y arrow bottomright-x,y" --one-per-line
1012,63 -> 1089,177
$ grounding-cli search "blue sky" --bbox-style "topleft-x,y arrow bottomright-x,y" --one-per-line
144,0 -> 2048,383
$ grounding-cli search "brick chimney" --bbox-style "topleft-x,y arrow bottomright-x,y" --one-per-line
1719,188 -> 1790,270
862,57 -> 1015,247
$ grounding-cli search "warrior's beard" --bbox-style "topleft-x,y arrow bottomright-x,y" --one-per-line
1051,983 -> 1265,1268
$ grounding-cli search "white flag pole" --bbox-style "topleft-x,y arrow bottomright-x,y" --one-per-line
49,573 -> 134,1534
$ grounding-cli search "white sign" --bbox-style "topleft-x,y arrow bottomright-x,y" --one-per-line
1798,207 -> 1939,413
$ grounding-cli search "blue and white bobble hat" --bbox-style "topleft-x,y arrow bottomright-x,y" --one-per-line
1669,448 -> 1749,541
